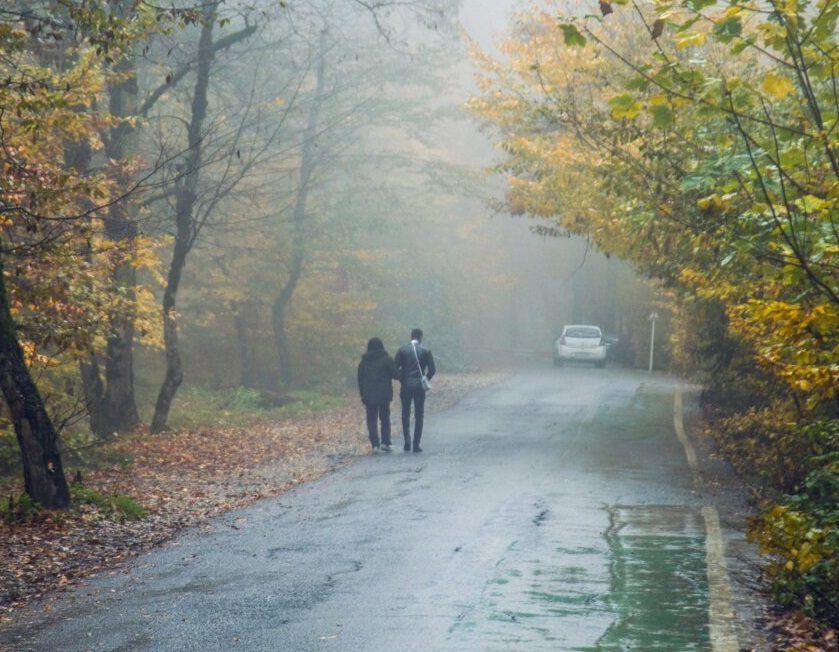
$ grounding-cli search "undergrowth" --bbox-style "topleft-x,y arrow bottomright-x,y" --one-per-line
1,483 -> 146,523
164,386 -> 347,431
0,386 -> 349,481
747,420 -> 839,629
710,405 -> 839,630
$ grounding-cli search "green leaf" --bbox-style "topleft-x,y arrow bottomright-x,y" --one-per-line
559,23 -> 587,47
680,174 -> 711,192
609,93 -> 641,119
731,33 -> 757,54
648,103 -> 674,129
687,0 -> 717,9
626,74 -> 650,92
713,16 -> 743,43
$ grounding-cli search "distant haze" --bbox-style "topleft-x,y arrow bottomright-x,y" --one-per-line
460,0 -> 515,50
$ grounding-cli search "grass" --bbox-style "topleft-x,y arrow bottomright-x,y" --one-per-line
164,386 -> 349,430
69,483 -> 148,520
1,484 -> 147,523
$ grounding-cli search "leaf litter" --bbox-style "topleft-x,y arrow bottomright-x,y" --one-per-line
0,373 -> 505,627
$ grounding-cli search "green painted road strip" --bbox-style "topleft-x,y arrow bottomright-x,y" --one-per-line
675,386 -> 739,652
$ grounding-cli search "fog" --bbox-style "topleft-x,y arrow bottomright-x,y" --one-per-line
432,0 -> 658,368
133,0 -> 658,400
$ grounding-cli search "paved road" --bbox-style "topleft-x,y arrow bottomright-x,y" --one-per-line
3,368 -> 766,651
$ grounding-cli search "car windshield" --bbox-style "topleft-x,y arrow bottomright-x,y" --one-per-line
566,327 -> 601,339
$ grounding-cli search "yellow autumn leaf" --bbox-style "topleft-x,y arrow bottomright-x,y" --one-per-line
762,72 -> 795,99
716,134 -> 733,149
794,194 -> 827,213
674,30 -> 707,50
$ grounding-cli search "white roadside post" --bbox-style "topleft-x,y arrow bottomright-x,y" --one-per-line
648,311 -> 659,373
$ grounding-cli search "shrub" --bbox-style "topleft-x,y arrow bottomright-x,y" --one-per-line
0,492 -> 40,522
0,422 -> 20,476
70,483 -> 147,521
221,386 -> 263,411
716,406 -> 812,493
749,421 -> 839,628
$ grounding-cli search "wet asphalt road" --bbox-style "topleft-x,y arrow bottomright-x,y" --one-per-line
3,367 -> 764,651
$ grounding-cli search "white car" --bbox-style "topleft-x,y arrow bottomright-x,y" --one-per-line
554,325 -> 607,368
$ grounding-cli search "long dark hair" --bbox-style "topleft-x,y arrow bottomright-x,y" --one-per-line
366,337 -> 384,352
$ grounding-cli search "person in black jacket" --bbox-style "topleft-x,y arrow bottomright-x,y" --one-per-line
357,337 -> 400,452
394,328 -> 436,453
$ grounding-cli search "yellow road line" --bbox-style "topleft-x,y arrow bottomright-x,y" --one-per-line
674,386 -> 739,652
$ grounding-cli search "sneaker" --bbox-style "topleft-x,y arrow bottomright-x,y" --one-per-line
381,444 -> 393,452
371,446 -> 380,453
413,446 -> 423,453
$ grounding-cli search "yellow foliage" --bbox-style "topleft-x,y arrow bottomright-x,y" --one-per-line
1,35 -> 165,361
762,72 -> 795,99
728,299 -> 839,405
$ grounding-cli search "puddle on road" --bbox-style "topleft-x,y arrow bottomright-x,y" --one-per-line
449,504 -> 712,651
595,505 -> 710,651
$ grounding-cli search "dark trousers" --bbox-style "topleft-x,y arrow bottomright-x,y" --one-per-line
400,387 -> 426,448
365,402 -> 391,448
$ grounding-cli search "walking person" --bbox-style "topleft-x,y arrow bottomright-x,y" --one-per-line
357,337 -> 400,453
394,328 -> 436,453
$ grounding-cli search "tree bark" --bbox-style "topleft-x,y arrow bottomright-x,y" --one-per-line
0,251 -> 70,509
272,30 -> 328,389
90,12 -> 142,436
272,283 -> 297,389
234,300 -> 259,388
99,250 -> 141,434
79,357 -> 106,436
151,7 -> 216,433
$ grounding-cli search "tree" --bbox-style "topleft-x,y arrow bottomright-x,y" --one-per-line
0,3 -> 136,507
561,1 -> 839,405
149,1 -> 260,432
470,0 -> 839,407
271,27 -> 329,390
151,0 -> 463,392
262,1 -> 461,387
469,0 -> 839,625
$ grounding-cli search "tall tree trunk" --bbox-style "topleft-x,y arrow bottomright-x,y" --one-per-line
151,7 -> 216,433
0,250 -> 70,509
272,30 -> 327,389
150,252 -> 186,434
233,300 -> 259,388
91,18 -> 141,436
79,357 -> 106,436
101,216 -> 141,434
62,123 -> 108,438
272,269 -> 300,389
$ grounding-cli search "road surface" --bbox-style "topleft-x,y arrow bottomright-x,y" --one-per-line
3,368 -> 768,651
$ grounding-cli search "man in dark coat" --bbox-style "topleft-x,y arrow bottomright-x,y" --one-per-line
394,328 -> 436,453
357,337 -> 400,452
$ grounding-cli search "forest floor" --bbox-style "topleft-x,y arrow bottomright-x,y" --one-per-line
0,370 -> 834,650
0,373 -> 509,627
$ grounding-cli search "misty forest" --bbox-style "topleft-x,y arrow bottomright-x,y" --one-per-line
1,0 -> 838,640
